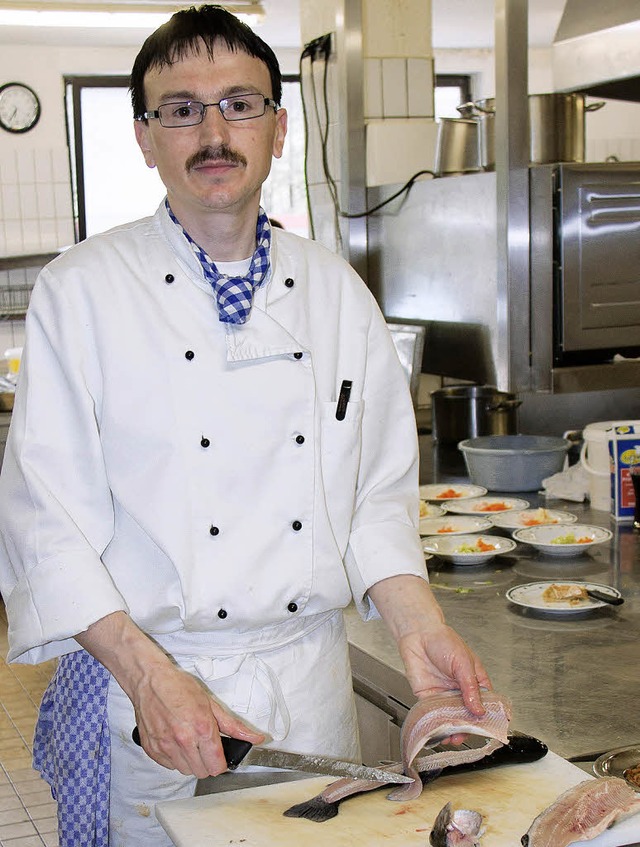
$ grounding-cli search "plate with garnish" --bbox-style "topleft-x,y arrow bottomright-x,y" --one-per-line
422,534 -> 516,565
443,496 -> 530,515
419,484 -> 487,502
419,516 -> 493,537
489,508 -> 578,531
512,524 -> 613,557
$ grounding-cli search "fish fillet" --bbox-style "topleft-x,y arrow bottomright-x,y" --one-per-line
521,776 -> 640,846
388,690 -> 511,801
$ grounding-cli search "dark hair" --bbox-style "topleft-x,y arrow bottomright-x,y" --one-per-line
130,4 -> 282,120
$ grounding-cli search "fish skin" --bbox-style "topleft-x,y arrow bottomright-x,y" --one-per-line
521,776 -> 640,847
388,690 -> 511,802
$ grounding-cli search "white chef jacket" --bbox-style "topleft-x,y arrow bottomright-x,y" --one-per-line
0,201 -> 427,665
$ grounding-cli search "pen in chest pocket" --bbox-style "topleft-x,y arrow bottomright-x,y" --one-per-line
335,379 -> 352,421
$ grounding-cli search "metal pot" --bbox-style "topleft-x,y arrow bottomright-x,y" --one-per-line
529,93 -> 604,164
434,118 -> 481,176
431,385 -> 522,444
461,93 -> 605,168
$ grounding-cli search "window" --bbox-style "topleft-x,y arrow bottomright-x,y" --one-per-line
65,74 -> 308,241
434,74 -> 472,119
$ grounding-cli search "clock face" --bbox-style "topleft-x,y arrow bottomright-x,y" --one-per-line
0,83 -> 41,133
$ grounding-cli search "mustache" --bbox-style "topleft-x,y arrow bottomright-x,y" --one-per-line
186,145 -> 247,172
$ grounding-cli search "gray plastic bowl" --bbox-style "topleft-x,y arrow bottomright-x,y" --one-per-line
458,435 -> 570,492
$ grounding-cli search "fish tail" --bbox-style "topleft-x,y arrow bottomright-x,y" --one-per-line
283,796 -> 340,822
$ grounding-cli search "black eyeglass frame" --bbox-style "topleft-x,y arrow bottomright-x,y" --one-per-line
138,93 -> 279,127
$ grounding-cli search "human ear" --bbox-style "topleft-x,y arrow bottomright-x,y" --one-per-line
134,119 -> 157,169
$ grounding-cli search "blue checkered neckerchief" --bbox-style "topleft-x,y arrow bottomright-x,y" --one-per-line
166,199 -> 272,325
33,650 -> 111,847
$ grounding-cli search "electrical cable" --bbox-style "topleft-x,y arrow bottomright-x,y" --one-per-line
299,50 -> 316,240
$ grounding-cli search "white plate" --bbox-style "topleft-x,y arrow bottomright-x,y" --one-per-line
507,581 -> 622,614
422,533 -> 517,565
489,508 -> 578,530
512,524 -> 613,557
419,483 -> 487,502
419,516 -> 493,537
443,496 -> 530,515
419,501 -> 446,520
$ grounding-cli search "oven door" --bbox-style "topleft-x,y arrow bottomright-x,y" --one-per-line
554,162 -> 640,366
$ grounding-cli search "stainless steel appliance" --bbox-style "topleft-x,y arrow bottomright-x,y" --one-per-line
531,162 -> 640,368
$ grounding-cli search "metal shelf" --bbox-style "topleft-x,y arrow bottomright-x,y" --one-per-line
0,286 -> 32,320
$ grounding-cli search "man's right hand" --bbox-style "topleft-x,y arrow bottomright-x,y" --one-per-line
76,611 -> 264,778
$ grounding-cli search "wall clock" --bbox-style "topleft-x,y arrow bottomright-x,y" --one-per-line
0,82 -> 41,133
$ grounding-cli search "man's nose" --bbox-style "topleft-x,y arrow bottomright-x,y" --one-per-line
197,106 -> 230,141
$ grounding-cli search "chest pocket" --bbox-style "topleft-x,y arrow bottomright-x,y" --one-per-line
319,399 -> 364,554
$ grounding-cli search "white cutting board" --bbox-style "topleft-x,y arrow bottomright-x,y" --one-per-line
156,752 -> 640,847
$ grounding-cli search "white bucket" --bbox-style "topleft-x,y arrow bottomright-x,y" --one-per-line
580,420 -> 640,511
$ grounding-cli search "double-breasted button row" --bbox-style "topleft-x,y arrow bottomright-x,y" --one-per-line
217,602 -> 299,620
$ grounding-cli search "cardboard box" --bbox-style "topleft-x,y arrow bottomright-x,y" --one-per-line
608,423 -> 640,521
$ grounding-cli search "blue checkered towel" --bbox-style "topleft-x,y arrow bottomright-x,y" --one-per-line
33,650 -> 111,847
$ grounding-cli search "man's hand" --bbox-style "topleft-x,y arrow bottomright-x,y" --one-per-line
76,611 -> 264,778
367,574 -> 492,743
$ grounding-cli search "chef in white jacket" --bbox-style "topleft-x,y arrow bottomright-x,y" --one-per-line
0,6 -> 491,846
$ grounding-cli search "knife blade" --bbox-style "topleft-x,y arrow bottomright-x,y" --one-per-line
131,728 -> 413,784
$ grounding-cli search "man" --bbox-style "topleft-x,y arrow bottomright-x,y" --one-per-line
0,6 -> 491,846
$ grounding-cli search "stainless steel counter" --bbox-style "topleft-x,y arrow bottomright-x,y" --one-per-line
346,438 -> 640,762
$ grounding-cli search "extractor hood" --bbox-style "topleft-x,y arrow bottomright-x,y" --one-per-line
553,0 -> 640,101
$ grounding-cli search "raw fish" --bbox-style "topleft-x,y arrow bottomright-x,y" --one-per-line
430,802 -> 484,846
521,776 -> 640,846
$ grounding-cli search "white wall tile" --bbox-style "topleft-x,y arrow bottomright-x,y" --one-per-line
36,184 -> 56,218
7,268 -> 26,286
34,152 -> 53,184
0,151 -> 17,185
53,183 -> 73,218
364,58 -> 383,120
0,323 -> 16,354
19,183 -> 38,219
56,218 -> 75,249
51,148 -> 71,180
366,118 -> 439,186
1,184 -> 21,219
382,59 -> 407,118
0,271 -> 9,287
407,58 -> 434,117
16,149 -> 36,184
21,220 -> 42,253
4,220 -> 24,254
38,219 -> 58,251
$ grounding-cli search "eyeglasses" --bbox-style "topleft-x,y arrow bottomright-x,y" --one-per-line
139,92 -> 278,128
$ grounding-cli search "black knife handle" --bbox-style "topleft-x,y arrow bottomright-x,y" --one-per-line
220,737 -> 254,770
587,589 -> 624,606
131,727 -> 253,770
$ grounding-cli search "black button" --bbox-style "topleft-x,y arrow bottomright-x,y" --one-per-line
218,609 -> 227,619
293,352 -> 303,360
165,273 -> 175,284
209,525 -> 220,536
284,278 -> 294,288
292,520 -> 302,531
287,602 -> 298,613
295,435 -> 305,445
201,437 -> 210,448
185,350 -> 195,360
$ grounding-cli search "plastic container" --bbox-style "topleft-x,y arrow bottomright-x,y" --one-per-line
580,420 -> 640,512
458,435 -> 570,492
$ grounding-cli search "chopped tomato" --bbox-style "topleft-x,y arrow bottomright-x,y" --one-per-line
522,518 -> 543,526
476,537 -> 496,552
436,488 -> 462,499
475,502 -> 509,512
437,526 -> 455,533
577,536 -> 593,544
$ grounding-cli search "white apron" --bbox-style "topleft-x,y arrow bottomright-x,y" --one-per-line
107,610 -> 359,847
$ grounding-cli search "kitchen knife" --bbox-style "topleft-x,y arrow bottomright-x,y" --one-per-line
131,727 -> 413,784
